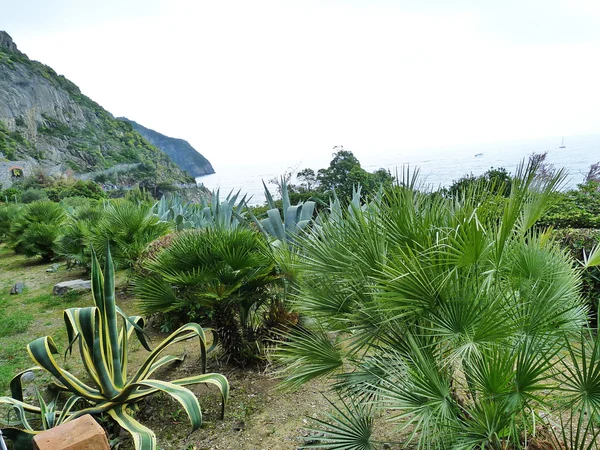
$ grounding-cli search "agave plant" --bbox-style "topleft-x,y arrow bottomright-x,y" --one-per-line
275,158 -> 594,448
190,189 -> 249,230
0,387 -> 77,448
0,246 -> 229,449
154,190 -> 249,231
251,178 -> 316,246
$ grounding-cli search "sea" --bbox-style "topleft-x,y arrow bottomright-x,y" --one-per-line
196,134 -> 600,206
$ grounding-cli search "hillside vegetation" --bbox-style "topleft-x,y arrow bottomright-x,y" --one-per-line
0,31 -> 194,186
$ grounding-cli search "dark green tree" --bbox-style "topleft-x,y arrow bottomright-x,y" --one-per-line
315,147 -> 393,201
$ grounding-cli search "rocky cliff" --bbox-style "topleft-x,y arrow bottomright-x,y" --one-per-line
0,31 -> 194,185
120,118 -> 214,178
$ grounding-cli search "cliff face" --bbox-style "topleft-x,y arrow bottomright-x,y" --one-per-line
120,118 -> 214,178
0,31 -> 194,184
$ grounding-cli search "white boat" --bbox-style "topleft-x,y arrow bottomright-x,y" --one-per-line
559,137 -> 566,148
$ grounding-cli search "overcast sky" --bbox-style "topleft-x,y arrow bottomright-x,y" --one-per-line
3,0 -> 600,168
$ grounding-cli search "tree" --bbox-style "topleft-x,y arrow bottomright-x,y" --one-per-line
315,147 -> 392,201
296,168 -> 317,191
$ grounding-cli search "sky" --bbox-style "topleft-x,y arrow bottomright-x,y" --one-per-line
3,0 -> 600,169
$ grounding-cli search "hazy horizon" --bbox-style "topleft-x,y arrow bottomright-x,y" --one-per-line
4,0 -> 600,170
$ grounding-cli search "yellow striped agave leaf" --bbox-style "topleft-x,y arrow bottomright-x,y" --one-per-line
108,404 -> 156,450
130,380 -> 203,430
26,336 -> 104,401
170,373 -> 230,419
9,367 -> 44,402
124,373 -> 230,420
2,244 -> 228,450
128,323 -> 210,386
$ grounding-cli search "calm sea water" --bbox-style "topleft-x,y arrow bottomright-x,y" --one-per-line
196,134 -> 600,206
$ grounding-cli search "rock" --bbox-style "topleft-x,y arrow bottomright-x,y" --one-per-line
53,279 -> 91,296
46,264 -> 60,273
0,33 -> 195,189
10,282 -> 24,294
121,118 -> 215,177
33,414 -> 110,450
0,31 -> 22,55
21,371 -> 36,383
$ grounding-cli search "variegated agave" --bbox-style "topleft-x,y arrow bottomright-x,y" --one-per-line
0,246 -> 229,450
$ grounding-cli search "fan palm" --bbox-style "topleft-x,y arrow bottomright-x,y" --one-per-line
91,200 -> 172,268
135,227 -> 282,364
8,201 -> 66,261
275,159 -> 592,448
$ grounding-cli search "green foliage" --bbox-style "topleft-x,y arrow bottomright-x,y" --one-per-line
46,179 -> 106,202
135,227 -> 282,364
1,187 -> 22,203
0,120 -> 21,160
540,180 -> 600,228
58,196 -> 98,212
0,312 -> 34,337
125,186 -> 155,205
9,201 -> 66,261
20,188 -> 48,204
314,148 -> 394,201
90,200 -> 172,269
251,178 -> 316,246
0,247 -> 229,450
287,148 -> 394,203
302,396 -> 375,449
275,158 -> 592,449
444,166 -> 512,198
0,203 -> 22,241
553,228 -> 600,325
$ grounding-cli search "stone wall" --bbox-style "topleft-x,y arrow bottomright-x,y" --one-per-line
0,160 -> 33,188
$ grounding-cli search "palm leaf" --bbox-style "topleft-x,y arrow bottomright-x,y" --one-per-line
302,396 -> 375,450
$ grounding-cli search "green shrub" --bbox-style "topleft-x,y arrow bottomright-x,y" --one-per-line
20,188 -> 48,203
58,196 -> 98,212
275,159 -> 594,448
135,227 -> 282,364
0,203 -> 22,241
90,200 -> 171,268
553,228 -> 600,325
1,187 -> 21,203
46,179 -> 106,201
9,201 -> 66,261
540,180 -> 600,228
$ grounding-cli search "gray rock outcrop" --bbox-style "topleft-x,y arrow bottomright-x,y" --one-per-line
0,31 -> 21,55
120,118 -> 214,178
0,30 -> 195,186
53,279 -> 91,296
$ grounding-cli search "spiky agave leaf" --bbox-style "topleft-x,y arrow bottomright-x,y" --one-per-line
3,243 -> 229,450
